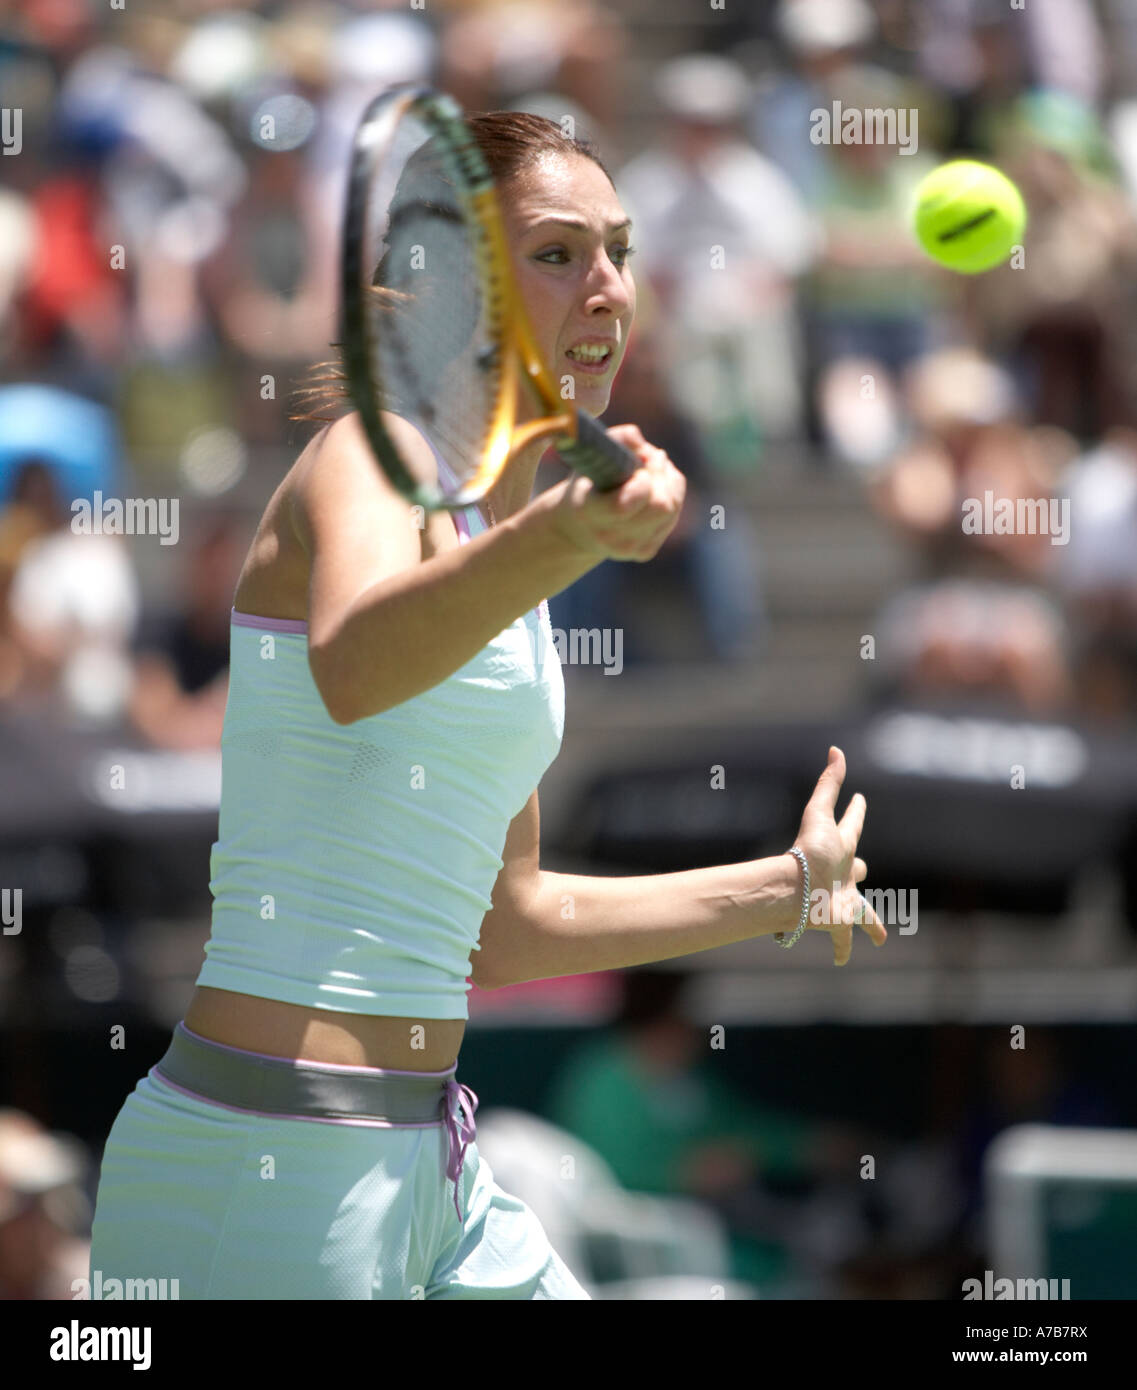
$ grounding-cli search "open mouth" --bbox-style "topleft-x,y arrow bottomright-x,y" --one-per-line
565,344 -> 614,372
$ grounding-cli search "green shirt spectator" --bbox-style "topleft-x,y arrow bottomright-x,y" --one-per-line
547,1032 -> 813,1195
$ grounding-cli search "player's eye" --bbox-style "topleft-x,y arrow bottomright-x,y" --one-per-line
611,243 -> 636,268
534,247 -> 570,264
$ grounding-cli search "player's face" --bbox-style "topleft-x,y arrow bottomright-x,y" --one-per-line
503,153 -> 636,416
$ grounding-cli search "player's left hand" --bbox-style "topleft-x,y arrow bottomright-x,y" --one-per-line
791,746 -> 888,966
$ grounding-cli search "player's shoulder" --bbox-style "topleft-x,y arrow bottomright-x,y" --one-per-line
306,410 -> 375,470
305,410 -> 439,491
287,411 -> 424,562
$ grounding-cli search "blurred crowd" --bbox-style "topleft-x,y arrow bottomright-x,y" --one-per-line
544,969 -> 1122,1297
3,0 -> 1137,1300
0,1108 -> 90,1299
1,0 -> 1137,715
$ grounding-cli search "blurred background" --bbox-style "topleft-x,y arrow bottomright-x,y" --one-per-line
2,0 -> 1137,1301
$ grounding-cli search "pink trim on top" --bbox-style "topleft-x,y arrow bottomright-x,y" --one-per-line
232,608 -> 308,634
178,1021 -> 459,1077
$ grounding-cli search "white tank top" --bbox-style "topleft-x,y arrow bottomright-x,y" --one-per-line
197,496 -> 565,1019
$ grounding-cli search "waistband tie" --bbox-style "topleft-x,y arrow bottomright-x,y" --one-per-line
442,1077 -> 479,1220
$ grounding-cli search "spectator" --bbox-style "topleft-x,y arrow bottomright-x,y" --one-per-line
754,0 -> 879,203
0,1110 -> 90,1301
618,54 -> 820,467
437,0 -> 628,137
867,348 -> 1078,714
0,459 -> 61,700
0,388 -> 138,724
966,92 -> 1137,441
17,152 -> 128,385
869,347 -> 1076,582
916,3 -> 1030,155
1053,426 -> 1137,725
873,580 -> 1073,715
801,64 -> 951,468
5,494 -> 140,726
546,968 -> 864,1291
128,515 -> 243,751
548,322 -> 767,663
0,188 -> 36,375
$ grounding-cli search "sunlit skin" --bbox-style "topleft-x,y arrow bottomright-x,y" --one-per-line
481,152 -> 637,521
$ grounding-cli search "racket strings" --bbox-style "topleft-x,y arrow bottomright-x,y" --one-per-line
360,111 -> 503,500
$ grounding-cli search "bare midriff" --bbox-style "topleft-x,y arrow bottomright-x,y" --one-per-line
182,987 -> 467,1072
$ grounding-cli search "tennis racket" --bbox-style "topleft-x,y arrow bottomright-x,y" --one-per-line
340,84 -> 640,511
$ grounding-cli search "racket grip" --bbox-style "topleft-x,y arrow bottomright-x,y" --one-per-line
555,412 -> 639,492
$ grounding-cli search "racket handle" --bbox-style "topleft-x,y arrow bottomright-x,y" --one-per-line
555,412 -> 640,492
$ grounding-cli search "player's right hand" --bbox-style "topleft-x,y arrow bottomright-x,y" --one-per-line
534,423 -> 686,562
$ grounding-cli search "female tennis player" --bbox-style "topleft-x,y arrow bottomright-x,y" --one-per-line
88,111 -> 886,1300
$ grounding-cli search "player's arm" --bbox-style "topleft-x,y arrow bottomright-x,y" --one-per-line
473,795 -> 807,992
296,415 -> 684,725
474,750 -> 888,986
475,840 -> 805,990
293,412 -> 600,724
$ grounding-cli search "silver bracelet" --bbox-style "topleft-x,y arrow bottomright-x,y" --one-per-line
774,847 -> 810,949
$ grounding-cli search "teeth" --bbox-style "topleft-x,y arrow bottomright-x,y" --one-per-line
568,344 -> 610,362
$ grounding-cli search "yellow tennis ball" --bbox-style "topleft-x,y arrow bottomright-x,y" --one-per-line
911,160 -> 1027,274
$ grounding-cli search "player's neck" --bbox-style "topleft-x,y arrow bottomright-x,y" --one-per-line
485,445 -> 544,522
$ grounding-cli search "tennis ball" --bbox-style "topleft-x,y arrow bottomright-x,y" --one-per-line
911,160 -> 1026,274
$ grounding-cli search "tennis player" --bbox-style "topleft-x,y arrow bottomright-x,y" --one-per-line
88,112 -> 885,1300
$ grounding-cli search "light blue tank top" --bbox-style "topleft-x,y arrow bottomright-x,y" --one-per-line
197,499 -> 565,1020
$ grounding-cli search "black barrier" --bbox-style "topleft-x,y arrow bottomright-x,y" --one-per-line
0,708 -> 220,912
556,703 -> 1137,924
4,701 -> 1137,972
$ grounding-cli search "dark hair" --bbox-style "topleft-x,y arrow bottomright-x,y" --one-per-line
290,110 -> 614,425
